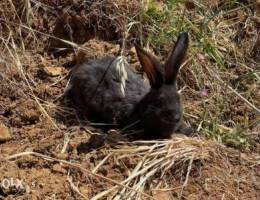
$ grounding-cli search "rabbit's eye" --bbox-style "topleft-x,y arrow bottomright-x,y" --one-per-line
174,113 -> 181,121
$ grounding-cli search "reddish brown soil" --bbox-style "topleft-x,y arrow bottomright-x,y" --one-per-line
0,0 -> 259,199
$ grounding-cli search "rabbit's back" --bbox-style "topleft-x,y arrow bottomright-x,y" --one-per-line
69,57 -> 150,124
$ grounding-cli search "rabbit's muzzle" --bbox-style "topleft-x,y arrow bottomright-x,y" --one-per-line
140,108 -> 183,138
160,110 -> 181,123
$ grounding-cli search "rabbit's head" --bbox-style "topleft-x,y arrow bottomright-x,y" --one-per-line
132,32 -> 191,138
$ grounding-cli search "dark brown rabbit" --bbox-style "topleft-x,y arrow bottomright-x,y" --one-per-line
68,32 -> 192,139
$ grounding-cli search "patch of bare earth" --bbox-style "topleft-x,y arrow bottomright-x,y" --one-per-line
0,0 -> 259,199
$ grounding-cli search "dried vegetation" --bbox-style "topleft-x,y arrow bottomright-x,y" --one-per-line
0,0 -> 259,199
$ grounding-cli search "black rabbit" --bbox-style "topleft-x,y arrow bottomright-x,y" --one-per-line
68,32 -> 192,139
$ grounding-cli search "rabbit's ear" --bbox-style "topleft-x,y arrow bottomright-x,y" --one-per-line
164,32 -> 189,84
135,44 -> 163,88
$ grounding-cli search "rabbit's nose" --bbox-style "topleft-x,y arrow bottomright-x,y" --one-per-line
162,110 -> 180,121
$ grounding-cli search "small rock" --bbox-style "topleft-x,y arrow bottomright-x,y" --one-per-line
52,164 -> 67,174
55,153 -> 69,160
0,123 -> 12,142
38,57 -> 63,77
45,66 -> 63,77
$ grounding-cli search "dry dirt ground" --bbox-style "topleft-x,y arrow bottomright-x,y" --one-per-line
0,0 -> 259,199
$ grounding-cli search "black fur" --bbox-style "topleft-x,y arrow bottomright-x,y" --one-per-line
68,32 -> 192,138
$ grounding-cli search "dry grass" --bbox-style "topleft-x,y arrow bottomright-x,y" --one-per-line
2,136 -> 259,199
0,0 -> 260,199
1,138 -> 207,199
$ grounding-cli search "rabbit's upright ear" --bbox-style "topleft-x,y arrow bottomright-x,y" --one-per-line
135,44 -> 164,88
164,32 -> 189,84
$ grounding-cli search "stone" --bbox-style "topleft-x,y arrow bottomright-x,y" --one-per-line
52,164 -> 67,174
0,123 -> 12,142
